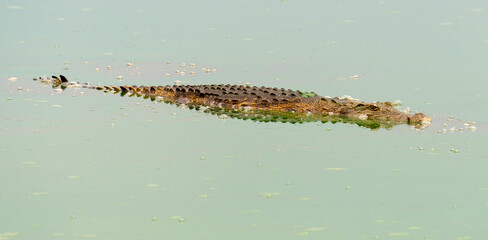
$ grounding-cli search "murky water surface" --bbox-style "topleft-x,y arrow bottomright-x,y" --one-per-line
1,1 -> 488,239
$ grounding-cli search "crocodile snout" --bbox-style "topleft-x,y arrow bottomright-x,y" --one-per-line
409,113 -> 431,125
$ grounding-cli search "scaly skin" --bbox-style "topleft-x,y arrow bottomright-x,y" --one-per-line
35,75 -> 431,129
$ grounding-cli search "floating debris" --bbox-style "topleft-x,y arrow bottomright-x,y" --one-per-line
340,95 -> 360,102
325,168 -> 346,171
8,77 -> 18,82
304,227 -> 325,232
393,100 -> 403,106
470,8 -> 484,12
262,192 -> 280,198
0,232 -> 19,240
7,5 -> 23,9
325,40 -> 339,44
32,192 -> 49,196
438,128 -> 448,134
388,232 -> 410,237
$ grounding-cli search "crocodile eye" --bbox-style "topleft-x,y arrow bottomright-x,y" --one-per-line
368,105 -> 380,111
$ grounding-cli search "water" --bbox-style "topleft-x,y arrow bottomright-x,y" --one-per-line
1,1 -> 488,239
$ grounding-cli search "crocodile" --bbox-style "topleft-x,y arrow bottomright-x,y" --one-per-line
34,75 -> 431,130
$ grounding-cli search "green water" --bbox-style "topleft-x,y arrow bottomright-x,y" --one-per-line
1,1 -> 488,239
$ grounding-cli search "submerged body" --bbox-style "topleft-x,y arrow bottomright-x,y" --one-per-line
35,75 -> 431,129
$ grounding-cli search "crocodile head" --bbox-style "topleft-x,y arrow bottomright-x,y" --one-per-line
373,102 -> 431,127
331,101 -> 431,127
